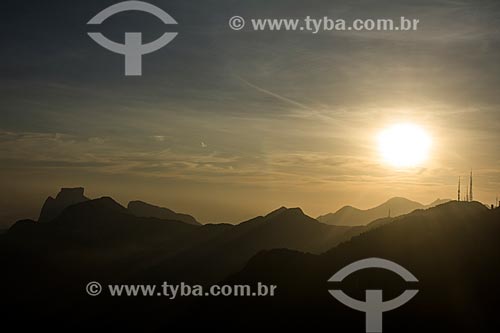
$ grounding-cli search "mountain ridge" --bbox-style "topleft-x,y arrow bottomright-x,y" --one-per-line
2,194 -> 499,330
128,200 -> 200,225
199,201 -> 499,330
317,196 -> 451,226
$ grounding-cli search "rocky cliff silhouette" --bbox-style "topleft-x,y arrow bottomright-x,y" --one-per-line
38,187 -> 89,222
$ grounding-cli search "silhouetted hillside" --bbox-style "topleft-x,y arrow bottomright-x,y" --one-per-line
140,206 -> 364,283
4,197 -> 200,280
317,197 -> 450,226
1,198 -> 365,317
200,201 -> 499,331
2,196 -> 498,331
128,200 -> 200,225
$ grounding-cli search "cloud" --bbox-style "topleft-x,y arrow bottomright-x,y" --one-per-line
152,135 -> 166,142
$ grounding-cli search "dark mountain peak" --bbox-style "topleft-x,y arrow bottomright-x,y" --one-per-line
68,196 -> 128,214
318,197 -> 425,226
283,207 -> 306,216
385,197 -> 419,205
91,196 -> 124,207
264,207 -> 315,224
38,187 -> 89,223
8,219 -> 38,235
127,200 -> 200,225
264,206 -> 288,219
430,200 -> 488,214
51,197 -> 131,228
368,200 -> 489,231
335,205 -> 361,213
55,187 -> 86,200
426,198 -> 451,207
43,196 -> 198,244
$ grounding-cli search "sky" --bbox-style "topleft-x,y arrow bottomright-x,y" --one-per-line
1,0 -> 500,226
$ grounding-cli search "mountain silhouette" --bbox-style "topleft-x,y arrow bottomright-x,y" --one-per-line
203,201 -> 499,331
317,197 -> 450,226
426,198 -> 451,207
38,187 -> 89,222
22,196 -> 199,246
136,206 -> 364,283
128,200 -> 200,225
1,191 -> 498,331
3,198 -> 364,286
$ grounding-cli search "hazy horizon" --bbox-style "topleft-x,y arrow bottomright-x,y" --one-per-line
0,186 -> 458,227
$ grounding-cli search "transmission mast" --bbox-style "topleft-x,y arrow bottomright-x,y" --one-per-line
469,170 -> 473,202
466,182 -> 469,202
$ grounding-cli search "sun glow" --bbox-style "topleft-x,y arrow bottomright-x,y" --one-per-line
377,123 -> 432,168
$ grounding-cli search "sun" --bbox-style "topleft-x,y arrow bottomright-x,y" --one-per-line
377,123 -> 432,168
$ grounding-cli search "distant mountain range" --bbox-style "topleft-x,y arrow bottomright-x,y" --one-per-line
5,189 -> 366,284
1,187 -> 497,331
36,187 -> 200,226
317,197 -> 451,226
36,188 -> 450,229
